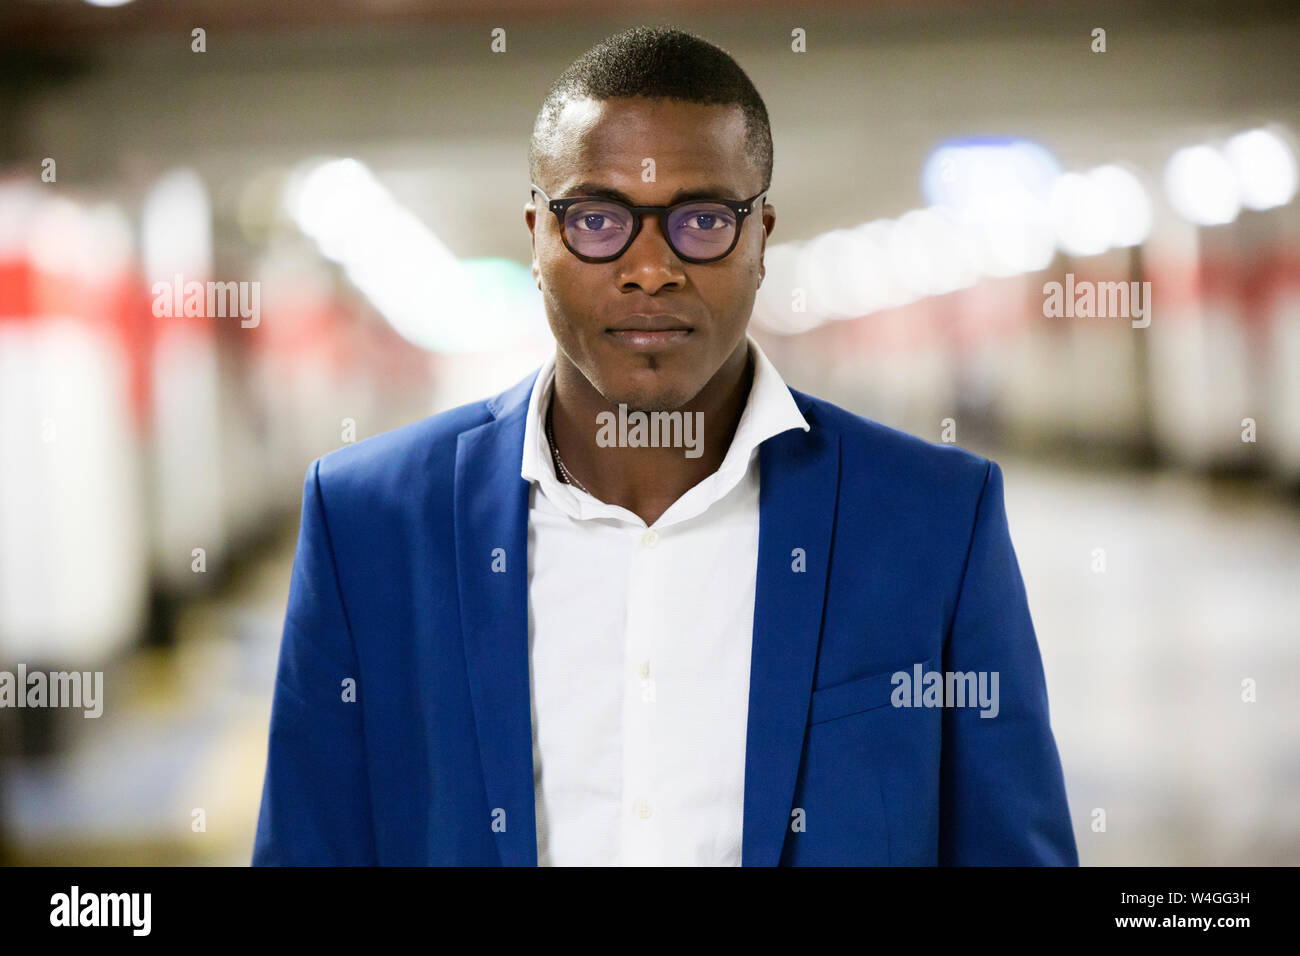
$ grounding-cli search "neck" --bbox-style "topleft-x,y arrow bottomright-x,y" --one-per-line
549,339 -> 753,526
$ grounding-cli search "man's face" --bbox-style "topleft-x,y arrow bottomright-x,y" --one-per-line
526,96 -> 774,412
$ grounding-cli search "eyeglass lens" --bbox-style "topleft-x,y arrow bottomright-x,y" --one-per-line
561,200 -> 740,260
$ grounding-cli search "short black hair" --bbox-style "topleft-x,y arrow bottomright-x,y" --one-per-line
528,26 -> 773,191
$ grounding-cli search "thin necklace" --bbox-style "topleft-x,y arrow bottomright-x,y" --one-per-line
545,398 -> 591,495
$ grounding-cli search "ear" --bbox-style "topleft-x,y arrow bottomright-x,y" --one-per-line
525,200 -> 541,289
758,201 -> 775,285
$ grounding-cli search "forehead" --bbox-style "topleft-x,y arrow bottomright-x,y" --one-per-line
543,95 -> 761,197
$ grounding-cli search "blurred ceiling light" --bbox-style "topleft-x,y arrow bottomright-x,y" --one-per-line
915,207 -> 982,294
141,168 -> 212,279
1164,144 -> 1240,226
82,0 -> 137,7
887,208 -> 982,298
922,137 -> 1061,213
287,157 -> 538,353
1224,127 -> 1298,211
1050,172 -> 1110,257
756,137 -> 1168,336
460,257 -> 541,332
848,220 -> 908,313
751,243 -> 826,335
922,137 -> 1060,278
1088,164 -> 1152,248
800,228 -> 880,319
1049,165 -> 1151,256
884,214 -> 931,298
965,187 -> 1056,278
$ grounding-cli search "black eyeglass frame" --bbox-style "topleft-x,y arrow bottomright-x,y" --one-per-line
530,182 -> 769,264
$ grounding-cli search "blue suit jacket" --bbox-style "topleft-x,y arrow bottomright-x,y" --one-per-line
253,367 -> 1078,866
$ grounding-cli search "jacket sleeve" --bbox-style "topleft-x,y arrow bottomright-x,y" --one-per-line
252,458 -> 379,865
937,459 -> 1078,865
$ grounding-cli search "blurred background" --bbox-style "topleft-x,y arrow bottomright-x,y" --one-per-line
1,0 -> 1297,866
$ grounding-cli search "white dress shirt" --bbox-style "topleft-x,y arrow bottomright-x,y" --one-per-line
521,333 -> 810,866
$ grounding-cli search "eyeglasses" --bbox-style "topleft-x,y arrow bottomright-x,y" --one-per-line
530,182 -> 767,264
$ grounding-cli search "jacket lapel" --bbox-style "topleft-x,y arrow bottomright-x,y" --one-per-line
454,370 -> 539,866
742,391 -> 840,865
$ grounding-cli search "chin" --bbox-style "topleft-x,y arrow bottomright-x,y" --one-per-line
600,378 -> 697,414
587,361 -> 687,413
604,390 -> 689,414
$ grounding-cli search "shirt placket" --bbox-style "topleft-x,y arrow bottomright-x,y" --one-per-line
619,524 -> 662,864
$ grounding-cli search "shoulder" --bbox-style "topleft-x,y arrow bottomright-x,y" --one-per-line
788,386 -> 994,502
308,368 -> 536,510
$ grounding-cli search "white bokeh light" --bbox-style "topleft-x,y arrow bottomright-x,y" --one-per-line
1051,165 -> 1153,256
1164,144 -> 1240,226
1088,164 -> 1152,248
1050,172 -> 1111,257
1224,127 -> 1298,211
286,157 -> 541,353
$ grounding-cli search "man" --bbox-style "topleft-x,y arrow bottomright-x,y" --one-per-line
253,26 -> 1077,866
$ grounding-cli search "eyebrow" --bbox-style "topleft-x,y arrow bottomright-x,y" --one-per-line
562,182 -> 746,204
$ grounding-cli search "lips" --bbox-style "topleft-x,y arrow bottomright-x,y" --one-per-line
607,314 -> 693,332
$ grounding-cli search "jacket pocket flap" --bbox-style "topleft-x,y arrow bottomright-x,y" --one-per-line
809,656 -> 933,725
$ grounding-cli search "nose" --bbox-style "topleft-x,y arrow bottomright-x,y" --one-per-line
617,213 -> 686,294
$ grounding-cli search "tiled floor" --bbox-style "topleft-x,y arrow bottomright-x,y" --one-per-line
3,456 -> 1298,865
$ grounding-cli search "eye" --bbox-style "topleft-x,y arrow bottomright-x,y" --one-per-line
566,201 -> 630,233
678,208 -> 735,231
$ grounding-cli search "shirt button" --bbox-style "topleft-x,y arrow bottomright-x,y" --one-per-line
641,530 -> 659,548
634,799 -> 652,819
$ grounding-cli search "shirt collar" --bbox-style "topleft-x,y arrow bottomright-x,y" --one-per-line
520,332 -> 810,526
